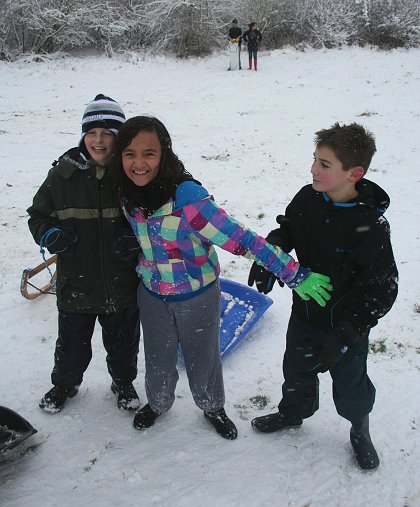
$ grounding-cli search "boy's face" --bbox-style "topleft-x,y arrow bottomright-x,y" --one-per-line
84,128 -> 115,167
311,145 -> 362,202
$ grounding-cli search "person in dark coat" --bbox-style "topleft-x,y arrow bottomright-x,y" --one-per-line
27,94 -> 141,414
228,18 -> 242,41
242,22 -> 262,71
227,18 -> 242,70
248,123 -> 398,470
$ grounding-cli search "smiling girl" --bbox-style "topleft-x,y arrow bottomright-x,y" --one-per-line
112,116 -> 332,439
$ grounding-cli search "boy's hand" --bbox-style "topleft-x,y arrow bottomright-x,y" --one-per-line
247,262 -> 284,294
43,227 -> 77,254
310,321 -> 360,372
310,330 -> 347,373
293,272 -> 332,307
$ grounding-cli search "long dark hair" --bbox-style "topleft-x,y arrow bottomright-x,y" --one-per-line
112,116 -> 193,213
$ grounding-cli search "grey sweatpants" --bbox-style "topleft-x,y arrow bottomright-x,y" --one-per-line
138,281 -> 225,414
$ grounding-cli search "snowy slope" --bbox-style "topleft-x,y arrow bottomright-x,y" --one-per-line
0,47 -> 419,507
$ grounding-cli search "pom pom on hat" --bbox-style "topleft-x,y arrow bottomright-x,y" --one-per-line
81,94 -> 125,135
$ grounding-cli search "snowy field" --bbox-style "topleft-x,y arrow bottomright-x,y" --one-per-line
0,47 -> 419,507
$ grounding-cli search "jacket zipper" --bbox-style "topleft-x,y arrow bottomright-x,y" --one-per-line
98,178 -> 112,310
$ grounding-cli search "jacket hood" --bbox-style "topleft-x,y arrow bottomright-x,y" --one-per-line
355,178 -> 390,216
52,147 -> 92,179
60,147 -> 90,169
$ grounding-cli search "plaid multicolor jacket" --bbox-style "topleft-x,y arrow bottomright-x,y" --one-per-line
123,181 -> 299,297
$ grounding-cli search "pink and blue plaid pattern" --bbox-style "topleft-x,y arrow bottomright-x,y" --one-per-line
124,184 -> 299,297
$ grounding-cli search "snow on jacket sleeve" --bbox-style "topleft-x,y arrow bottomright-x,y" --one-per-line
334,216 -> 399,335
181,195 -> 300,284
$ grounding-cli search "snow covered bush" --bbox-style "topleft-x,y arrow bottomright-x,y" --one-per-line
0,0 -> 419,58
357,0 -> 420,49
136,0 -> 227,57
0,0 -> 94,56
292,0 -> 360,48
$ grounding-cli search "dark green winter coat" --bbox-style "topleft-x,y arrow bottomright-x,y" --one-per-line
27,147 -> 139,313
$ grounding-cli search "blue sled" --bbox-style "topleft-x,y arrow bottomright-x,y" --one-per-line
179,278 -> 273,362
219,278 -> 273,357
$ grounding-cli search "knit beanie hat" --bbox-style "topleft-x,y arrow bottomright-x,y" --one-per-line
81,93 -> 125,136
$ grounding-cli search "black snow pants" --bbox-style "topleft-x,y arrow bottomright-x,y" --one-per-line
277,312 -> 376,423
51,305 -> 140,388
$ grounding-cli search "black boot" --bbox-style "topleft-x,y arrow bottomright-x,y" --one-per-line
111,381 -> 140,410
39,385 -> 78,413
204,408 -> 238,440
251,411 -> 303,433
350,416 -> 380,470
133,404 -> 160,430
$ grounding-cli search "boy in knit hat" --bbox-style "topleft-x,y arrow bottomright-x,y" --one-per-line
27,94 -> 141,413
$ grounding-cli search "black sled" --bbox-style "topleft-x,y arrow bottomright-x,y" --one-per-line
0,406 -> 37,453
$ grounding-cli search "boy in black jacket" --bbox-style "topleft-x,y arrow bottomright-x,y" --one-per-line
248,123 -> 398,469
27,95 -> 141,414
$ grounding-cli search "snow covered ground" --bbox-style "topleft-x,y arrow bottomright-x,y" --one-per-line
0,46 -> 419,507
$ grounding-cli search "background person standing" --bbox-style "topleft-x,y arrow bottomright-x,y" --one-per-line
227,18 -> 242,70
243,22 -> 262,71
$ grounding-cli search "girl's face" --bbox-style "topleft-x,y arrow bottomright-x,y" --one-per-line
122,130 -> 162,187
84,128 -> 115,167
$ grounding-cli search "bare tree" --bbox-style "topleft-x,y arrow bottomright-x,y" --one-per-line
0,0 -> 94,55
0,0 -> 418,58
142,0 -> 227,56
293,0 -> 360,48
358,0 -> 420,48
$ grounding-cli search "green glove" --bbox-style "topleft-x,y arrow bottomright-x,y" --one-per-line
293,272 -> 333,307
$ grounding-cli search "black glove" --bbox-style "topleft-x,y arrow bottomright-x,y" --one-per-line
43,227 -> 77,254
247,215 -> 288,294
114,224 -> 142,261
310,331 -> 346,373
311,321 -> 360,373
247,262 -> 283,294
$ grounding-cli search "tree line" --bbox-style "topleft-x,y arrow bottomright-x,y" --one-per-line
1,0 -> 419,60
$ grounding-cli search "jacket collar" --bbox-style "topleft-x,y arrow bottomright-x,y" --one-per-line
321,178 -> 390,216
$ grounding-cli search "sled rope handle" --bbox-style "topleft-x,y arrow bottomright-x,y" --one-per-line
39,228 -> 61,288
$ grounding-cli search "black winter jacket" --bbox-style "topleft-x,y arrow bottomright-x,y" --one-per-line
27,148 -> 139,314
228,27 -> 242,41
266,180 -> 398,336
242,29 -> 262,48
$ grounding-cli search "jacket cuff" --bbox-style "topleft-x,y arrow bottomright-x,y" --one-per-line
284,266 -> 311,289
